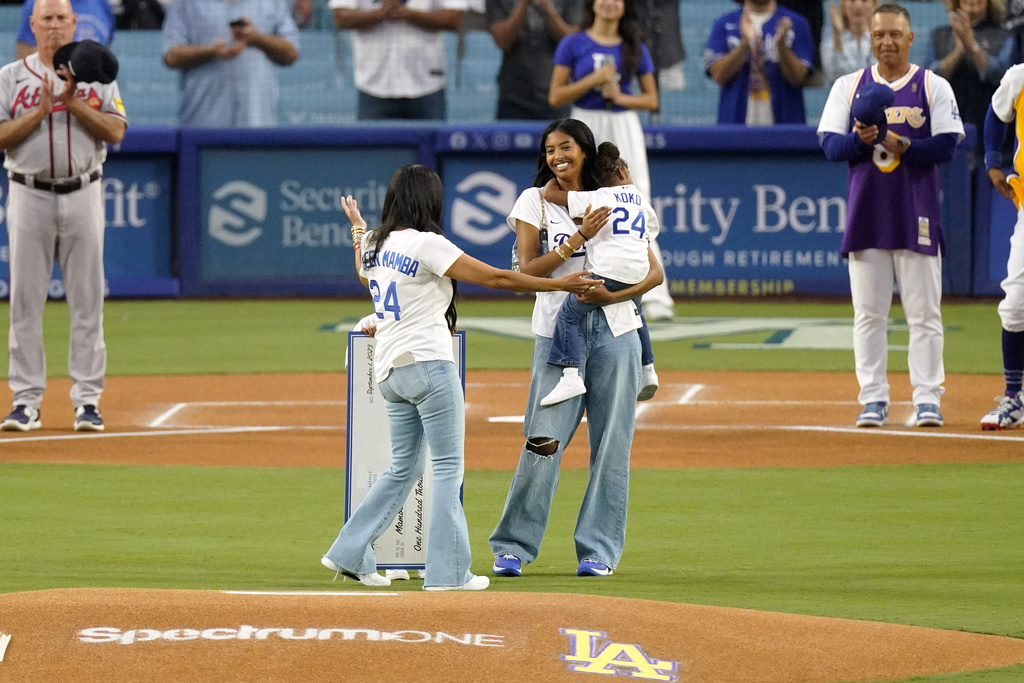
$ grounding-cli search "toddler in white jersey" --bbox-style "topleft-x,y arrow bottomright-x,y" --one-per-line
540,142 -> 659,406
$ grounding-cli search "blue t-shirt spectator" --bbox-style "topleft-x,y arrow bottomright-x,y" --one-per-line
553,31 -> 654,112
17,0 -> 114,58
704,3 -> 814,124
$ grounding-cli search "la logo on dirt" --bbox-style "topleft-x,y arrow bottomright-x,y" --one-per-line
560,627 -> 678,681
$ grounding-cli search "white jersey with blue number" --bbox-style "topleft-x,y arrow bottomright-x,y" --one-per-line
567,184 -> 658,284
359,228 -> 464,383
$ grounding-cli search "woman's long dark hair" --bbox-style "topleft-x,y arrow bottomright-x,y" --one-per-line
580,0 -> 644,83
533,118 -> 601,190
364,164 -> 458,333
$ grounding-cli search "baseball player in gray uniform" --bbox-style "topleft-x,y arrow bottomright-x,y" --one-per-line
0,0 -> 127,432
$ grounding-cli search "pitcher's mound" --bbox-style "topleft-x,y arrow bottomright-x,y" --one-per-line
1,588 -> 1023,682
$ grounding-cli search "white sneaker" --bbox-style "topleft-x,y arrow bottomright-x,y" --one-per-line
424,575 -> 489,591
321,556 -> 391,587
385,569 -> 411,581
638,365 -> 659,401
540,374 -> 586,406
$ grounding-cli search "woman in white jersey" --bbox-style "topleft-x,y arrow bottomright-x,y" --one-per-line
321,164 -> 597,591
489,118 -> 664,579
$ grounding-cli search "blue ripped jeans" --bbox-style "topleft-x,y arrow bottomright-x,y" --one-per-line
547,277 -> 654,368
489,310 -> 641,569
324,360 -> 473,588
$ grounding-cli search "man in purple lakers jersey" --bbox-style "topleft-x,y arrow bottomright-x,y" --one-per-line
978,62 -> 1024,429
817,3 -> 965,428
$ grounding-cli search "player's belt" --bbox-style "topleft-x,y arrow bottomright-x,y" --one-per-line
8,169 -> 101,194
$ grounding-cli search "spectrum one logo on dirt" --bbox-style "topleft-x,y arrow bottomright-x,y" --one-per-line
78,626 -> 505,646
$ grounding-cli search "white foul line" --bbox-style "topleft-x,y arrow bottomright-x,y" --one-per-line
149,402 -> 188,428
0,426 -> 289,444
639,423 -> 1024,442
223,591 -> 398,597
677,384 -> 706,404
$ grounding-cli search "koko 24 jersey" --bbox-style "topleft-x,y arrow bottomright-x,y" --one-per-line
358,229 -> 464,384
567,183 -> 659,285
0,52 -> 127,179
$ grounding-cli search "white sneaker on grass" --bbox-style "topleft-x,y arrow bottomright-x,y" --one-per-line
423,575 -> 489,591
321,556 -> 391,587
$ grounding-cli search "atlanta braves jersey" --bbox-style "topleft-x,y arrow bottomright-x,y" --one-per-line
566,183 -> 658,284
359,229 -> 464,383
0,53 -> 127,178
818,64 -> 964,257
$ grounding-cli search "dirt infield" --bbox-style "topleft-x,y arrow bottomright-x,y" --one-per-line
2,588 -> 1024,682
2,370 -> 1023,682
0,370 -> 1022,469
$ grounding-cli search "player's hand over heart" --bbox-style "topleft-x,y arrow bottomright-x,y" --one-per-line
37,74 -> 55,116
54,66 -> 78,106
853,120 -> 879,145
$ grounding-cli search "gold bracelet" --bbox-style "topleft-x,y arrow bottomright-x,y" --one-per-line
554,243 -> 570,261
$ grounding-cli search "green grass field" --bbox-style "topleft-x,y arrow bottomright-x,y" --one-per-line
1,298 -> 1021,682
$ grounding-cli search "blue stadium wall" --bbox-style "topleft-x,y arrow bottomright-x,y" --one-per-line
0,123 -> 999,299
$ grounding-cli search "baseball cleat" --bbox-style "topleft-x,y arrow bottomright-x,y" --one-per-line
1,405 -> 41,431
541,374 -> 586,406
424,575 -> 489,591
74,405 -> 104,432
321,556 -> 390,587
638,365 -> 659,402
915,404 -> 944,427
492,553 -> 523,577
855,402 -> 888,428
577,560 -> 613,577
980,392 -> 1024,430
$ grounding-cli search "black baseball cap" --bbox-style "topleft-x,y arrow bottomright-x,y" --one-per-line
53,39 -> 119,84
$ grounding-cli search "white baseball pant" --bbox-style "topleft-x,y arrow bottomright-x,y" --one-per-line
997,205 -> 1024,331
6,180 -> 106,409
848,248 -> 944,407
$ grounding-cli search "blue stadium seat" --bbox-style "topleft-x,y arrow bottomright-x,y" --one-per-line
0,6 -> 21,33
110,31 -> 179,126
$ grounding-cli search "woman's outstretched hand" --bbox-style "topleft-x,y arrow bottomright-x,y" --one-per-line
557,270 -> 604,294
341,195 -> 367,229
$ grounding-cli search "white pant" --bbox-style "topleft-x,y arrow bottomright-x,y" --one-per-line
849,249 -> 944,406
998,205 -> 1024,331
6,180 -> 106,409
570,106 -> 675,317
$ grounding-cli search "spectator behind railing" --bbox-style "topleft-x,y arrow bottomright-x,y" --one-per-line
778,0 -> 824,84
704,0 -> 814,124
487,0 -> 580,120
927,0 -> 1009,168
821,0 -> 877,87
15,0 -> 113,58
548,0 -> 675,321
162,0 -> 299,128
109,0 -> 163,30
330,0 -> 465,120
634,0 -> 687,98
